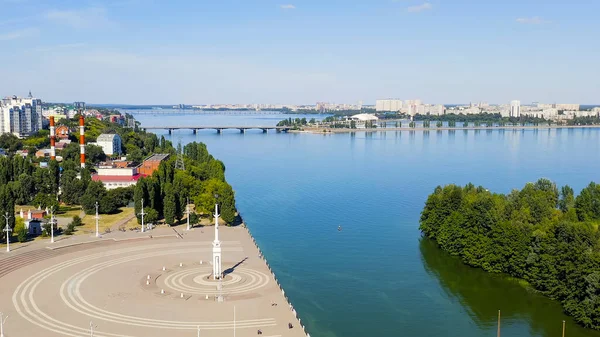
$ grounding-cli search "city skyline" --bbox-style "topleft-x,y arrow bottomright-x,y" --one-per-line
1,0 -> 599,104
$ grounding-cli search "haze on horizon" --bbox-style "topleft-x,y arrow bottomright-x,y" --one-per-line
0,0 -> 598,105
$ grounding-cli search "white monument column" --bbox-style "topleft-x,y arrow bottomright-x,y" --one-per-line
212,203 -> 222,280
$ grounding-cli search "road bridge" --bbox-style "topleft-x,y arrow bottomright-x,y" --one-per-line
142,126 -> 291,134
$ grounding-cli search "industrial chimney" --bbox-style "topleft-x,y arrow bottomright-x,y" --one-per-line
49,116 -> 56,160
79,115 -> 85,168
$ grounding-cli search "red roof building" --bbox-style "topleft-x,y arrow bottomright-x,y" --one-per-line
92,174 -> 142,190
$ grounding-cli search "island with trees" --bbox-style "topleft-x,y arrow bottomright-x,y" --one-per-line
419,179 -> 600,329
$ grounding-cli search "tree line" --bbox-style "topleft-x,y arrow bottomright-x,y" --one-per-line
133,142 -> 236,226
419,179 -> 600,329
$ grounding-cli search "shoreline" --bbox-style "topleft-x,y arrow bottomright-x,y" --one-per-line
289,124 -> 600,134
239,218 -> 311,337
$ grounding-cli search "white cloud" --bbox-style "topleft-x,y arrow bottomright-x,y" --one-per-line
407,2 -> 432,13
0,28 -> 38,41
516,16 -> 550,24
45,7 -> 114,29
280,4 -> 296,9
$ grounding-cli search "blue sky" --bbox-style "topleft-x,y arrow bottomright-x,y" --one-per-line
0,0 -> 598,105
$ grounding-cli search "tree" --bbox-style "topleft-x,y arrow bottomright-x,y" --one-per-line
193,179 -> 236,224
163,183 -> 177,225
144,207 -> 158,224
107,187 -> 134,208
0,133 -> 23,152
14,217 -> 27,242
81,181 -> 107,214
86,144 -> 106,164
558,185 -> 575,213
575,182 -> 600,221
61,170 -> 84,205
420,180 -> 600,329
48,160 -> 60,194
189,212 -> 199,226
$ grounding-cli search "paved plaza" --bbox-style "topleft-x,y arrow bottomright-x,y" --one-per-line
0,225 -> 308,337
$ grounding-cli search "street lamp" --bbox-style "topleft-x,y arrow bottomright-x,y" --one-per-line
94,202 -> 100,238
138,198 -> 146,233
0,312 -> 8,337
186,197 -> 190,231
2,212 -> 11,253
49,207 -> 55,243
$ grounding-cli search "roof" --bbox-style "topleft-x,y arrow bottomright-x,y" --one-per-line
351,113 -> 378,121
92,174 -> 142,182
97,133 -> 121,142
144,154 -> 170,162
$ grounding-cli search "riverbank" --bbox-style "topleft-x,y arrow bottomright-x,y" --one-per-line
290,124 -> 600,133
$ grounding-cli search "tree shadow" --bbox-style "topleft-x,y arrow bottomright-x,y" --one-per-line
223,257 -> 247,276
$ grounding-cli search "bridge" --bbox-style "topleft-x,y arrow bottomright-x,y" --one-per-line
142,126 -> 291,134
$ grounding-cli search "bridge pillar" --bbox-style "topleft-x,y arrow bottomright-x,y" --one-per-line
192,129 -> 197,134
168,129 -> 172,135
216,129 -> 222,134
262,129 -> 267,133
239,128 -> 245,133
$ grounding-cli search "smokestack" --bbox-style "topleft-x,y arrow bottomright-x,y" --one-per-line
49,116 -> 56,160
79,115 -> 85,168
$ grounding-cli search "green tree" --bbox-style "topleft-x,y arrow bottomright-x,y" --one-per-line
81,181 -> 107,214
575,182 -> 600,221
14,217 -> 27,242
163,183 -> 177,225
0,133 -> 23,152
558,185 -> 575,213
61,170 -> 85,205
144,207 -> 159,224
85,144 -> 106,164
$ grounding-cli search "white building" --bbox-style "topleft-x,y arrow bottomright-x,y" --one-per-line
424,104 -> 445,116
92,161 -> 140,190
350,113 -> 378,122
96,134 -> 122,156
510,100 -> 521,118
0,93 -> 43,138
375,99 -> 403,112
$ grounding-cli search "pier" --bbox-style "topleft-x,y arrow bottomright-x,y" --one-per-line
143,126 -> 292,134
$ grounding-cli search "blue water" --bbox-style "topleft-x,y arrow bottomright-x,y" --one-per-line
130,110 -> 600,337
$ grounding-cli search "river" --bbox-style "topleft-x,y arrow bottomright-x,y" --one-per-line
129,109 -> 600,337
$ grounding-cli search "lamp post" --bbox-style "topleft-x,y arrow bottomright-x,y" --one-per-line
2,213 -> 11,253
49,207 -> 55,243
138,198 -> 146,233
0,312 -> 8,337
94,202 -> 100,238
186,197 -> 190,231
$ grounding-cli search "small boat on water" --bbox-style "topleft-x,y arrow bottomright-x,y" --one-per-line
338,225 -> 342,231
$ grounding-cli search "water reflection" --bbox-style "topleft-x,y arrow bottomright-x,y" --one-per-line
419,239 -> 600,337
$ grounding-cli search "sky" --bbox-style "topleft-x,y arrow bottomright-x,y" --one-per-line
0,0 -> 598,105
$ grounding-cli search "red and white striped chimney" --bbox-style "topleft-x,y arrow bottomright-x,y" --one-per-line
79,115 -> 85,168
49,116 -> 56,160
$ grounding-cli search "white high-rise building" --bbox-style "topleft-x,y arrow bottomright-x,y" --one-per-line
510,100 -> 521,118
96,134 -> 122,156
0,92 -> 43,138
376,99 -> 403,112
